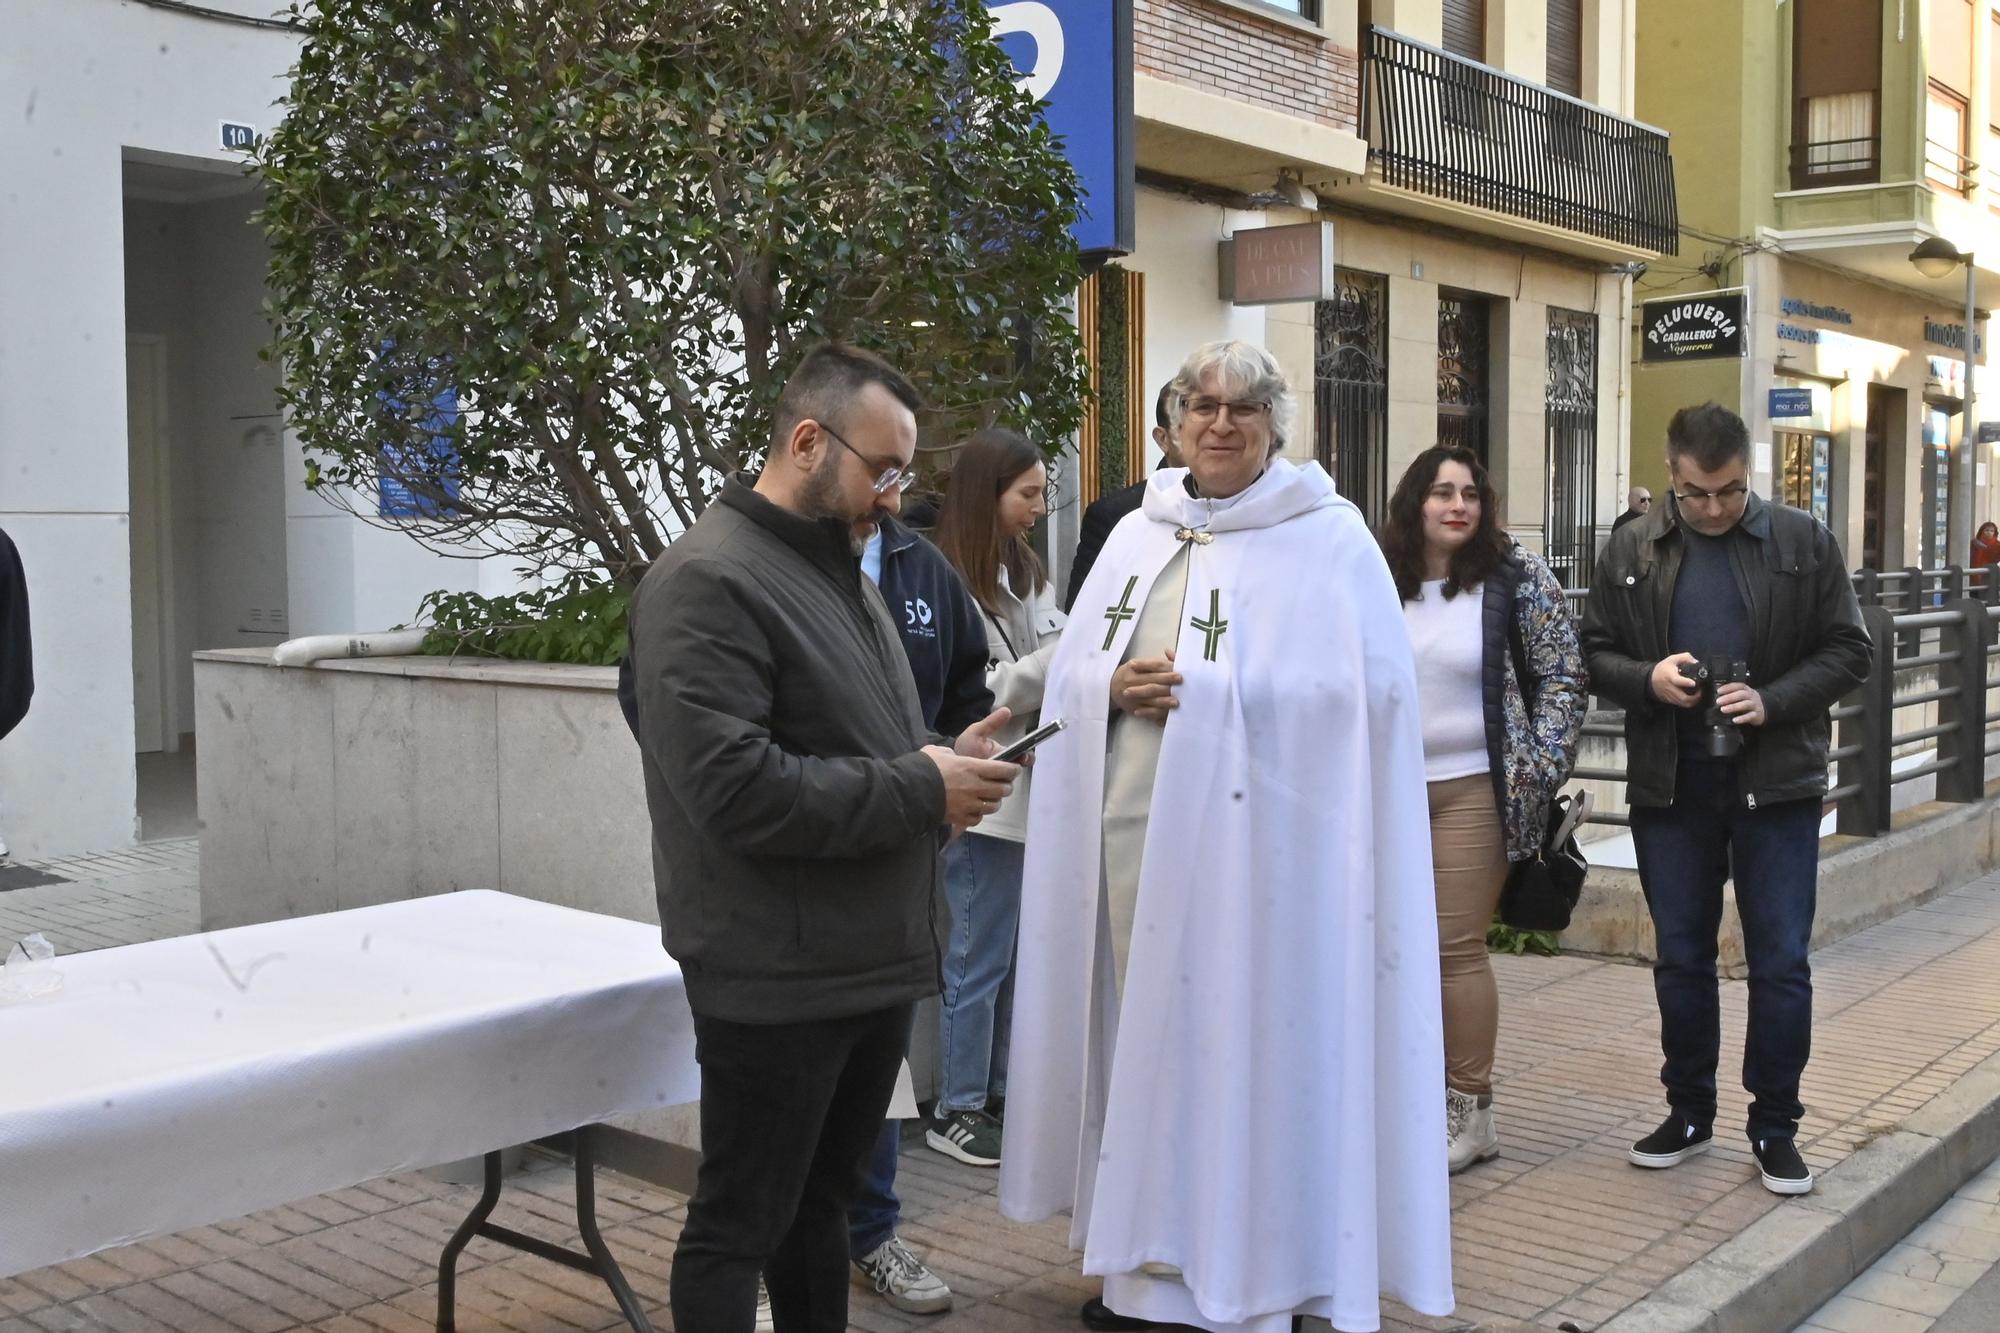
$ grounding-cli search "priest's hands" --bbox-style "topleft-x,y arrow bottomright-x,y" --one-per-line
1112,649 -> 1181,723
926,708 -> 1020,833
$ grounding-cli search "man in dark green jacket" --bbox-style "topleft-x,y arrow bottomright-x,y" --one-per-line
627,343 -> 1018,1333
1582,402 -> 1870,1198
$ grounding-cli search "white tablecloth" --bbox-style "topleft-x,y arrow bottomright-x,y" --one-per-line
0,890 -> 696,1279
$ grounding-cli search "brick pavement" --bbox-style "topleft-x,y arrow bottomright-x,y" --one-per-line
4,853 -> 2000,1331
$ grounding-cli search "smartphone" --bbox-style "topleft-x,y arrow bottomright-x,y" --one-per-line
991,718 -> 1066,764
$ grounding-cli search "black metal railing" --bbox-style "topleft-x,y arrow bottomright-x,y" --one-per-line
1561,564 -> 2000,836
1788,136 -> 1880,190
1361,26 -> 1680,255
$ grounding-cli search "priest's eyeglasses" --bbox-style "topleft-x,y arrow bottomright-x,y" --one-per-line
820,421 -> 918,495
1183,396 -> 1272,424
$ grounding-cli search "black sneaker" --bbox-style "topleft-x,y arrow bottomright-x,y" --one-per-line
1753,1137 -> 1814,1195
925,1107 -> 1002,1167
1628,1112 -> 1713,1168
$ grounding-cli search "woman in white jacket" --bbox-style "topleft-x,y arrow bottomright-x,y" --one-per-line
924,427 -> 1066,1168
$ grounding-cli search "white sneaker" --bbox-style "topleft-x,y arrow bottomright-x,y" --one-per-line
853,1236 -> 953,1314
756,1276 -> 774,1332
1446,1087 -> 1499,1173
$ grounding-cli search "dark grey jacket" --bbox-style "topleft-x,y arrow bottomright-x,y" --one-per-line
1580,493 -> 1872,809
627,476 -> 948,1024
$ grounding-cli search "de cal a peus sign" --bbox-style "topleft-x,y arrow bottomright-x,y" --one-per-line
1641,292 -> 1747,362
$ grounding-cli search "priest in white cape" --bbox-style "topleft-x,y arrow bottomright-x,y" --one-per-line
999,341 -> 1455,1333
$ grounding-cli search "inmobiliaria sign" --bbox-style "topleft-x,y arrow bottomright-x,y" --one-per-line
1640,292 -> 1747,362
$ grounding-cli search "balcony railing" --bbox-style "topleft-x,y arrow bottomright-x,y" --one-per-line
1789,136 -> 1881,190
1361,26 -> 1680,255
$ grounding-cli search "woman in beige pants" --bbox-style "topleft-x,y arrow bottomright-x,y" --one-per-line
1379,446 -> 1585,1172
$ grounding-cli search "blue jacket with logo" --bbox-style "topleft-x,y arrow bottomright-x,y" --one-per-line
874,515 -> 994,737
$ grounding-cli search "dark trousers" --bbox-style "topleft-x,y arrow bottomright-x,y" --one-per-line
1631,756 -> 1820,1143
669,1003 -> 914,1333
847,1119 -> 902,1260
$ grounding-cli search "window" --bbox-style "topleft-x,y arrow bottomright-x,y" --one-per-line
1314,271 -> 1391,528
1437,292 -> 1492,464
1546,0 -> 1583,98
1243,0 -> 1321,17
1443,0 -> 1486,61
1928,86 -> 1971,194
1790,0 -> 1881,187
1545,309 -> 1599,589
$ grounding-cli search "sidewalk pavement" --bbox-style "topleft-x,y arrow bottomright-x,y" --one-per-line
4,847 -> 2000,1331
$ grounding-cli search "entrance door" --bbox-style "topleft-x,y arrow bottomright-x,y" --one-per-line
1437,291 -> 1492,460
1314,269 -> 1391,526
1856,386 -> 1888,568
126,337 -> 174,754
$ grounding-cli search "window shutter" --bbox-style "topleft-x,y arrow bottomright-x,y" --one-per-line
1443,0 -> 1486,61
1547,0 -> 1583,97
1794,0 -> 1882,99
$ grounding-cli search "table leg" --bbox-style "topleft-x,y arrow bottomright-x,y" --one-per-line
432,1129 -> 655,1333
435,1150 -> 502,1333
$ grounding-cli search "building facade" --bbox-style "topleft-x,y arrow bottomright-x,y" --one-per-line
1633,0 -> 2000,573
1074,0 -> 1675,594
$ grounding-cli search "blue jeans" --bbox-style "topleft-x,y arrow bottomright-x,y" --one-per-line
846,1120 -> 901,1259
1631,756 -> 1821,1143
937,832 -> 1024,1113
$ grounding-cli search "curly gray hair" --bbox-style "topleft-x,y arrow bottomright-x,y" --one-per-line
1165,340 -> 1296,459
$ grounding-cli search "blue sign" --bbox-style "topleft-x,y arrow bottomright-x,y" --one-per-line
1769,388 -> 1814,418
988,1 -> 1134,256
373,343 -> 461,519
220,121 -> 256,152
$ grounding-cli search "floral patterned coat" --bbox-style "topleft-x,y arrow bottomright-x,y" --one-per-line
1479,547 -> 1588,861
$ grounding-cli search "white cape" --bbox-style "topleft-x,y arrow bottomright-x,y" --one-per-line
999,460 -> 1454,1332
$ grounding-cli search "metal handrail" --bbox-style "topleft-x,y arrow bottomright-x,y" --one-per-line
1568,565 -> 1997,835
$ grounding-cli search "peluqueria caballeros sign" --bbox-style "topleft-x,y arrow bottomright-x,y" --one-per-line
1640,292 -> 1747,362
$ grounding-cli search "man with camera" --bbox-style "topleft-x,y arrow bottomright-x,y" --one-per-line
1582,402 -> 1870,1196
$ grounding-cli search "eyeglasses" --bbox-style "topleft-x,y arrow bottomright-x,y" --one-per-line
819,421 -> 917,496
1672,483 -> 1749,507
1183,396 -> 1271,424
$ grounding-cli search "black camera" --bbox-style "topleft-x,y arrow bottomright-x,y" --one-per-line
1681,656 -> 1751,758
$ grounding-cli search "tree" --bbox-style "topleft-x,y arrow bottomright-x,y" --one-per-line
257,0 -> 1088,599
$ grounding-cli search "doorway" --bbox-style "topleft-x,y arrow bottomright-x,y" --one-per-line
123,156 -> 288,840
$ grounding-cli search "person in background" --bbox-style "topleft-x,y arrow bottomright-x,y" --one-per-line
1378,446 -> 1585,1175
626,342 -> 1019,1333
1612,486 -> 1653,532
841,506 -> 995,1318
1971,520 -> 2000,570
1582,401 -> 1870,1198
923,427 -> 1066,1168
0,523 -> 31,864
1064,384 -> 1182,612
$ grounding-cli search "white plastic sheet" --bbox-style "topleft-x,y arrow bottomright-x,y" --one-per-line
0,890 -> 695,1279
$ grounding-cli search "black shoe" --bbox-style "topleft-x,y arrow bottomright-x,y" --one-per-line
1080,1296 -> 1158,1330
1753,1136 -> 1814,1195
1628,1112 -> 1713,1168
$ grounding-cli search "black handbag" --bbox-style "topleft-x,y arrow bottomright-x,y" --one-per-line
1499,793 -> 1587,932
1496,578 -> 1586,933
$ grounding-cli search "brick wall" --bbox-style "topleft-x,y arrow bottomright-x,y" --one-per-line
1134,0 -> 1360,132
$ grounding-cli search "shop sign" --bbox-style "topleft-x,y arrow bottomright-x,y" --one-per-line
1979,421 -> 2000,444
1769,388 -> 1814,418
1640,292 -> 1746,361
1924,318 -> 1985,354
1779,297 -> 1854,325
989,0 -> 1135,256
1219,222 -> 1336,305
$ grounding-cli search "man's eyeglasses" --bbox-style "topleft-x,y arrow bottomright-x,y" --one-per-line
1672,483 -> 1748,507
1183,396 -> 1271,425
819,421 -> 917,496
